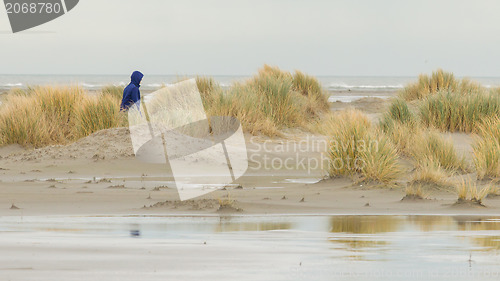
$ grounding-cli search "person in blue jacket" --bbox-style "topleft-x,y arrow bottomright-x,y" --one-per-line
120,71 -> 144,111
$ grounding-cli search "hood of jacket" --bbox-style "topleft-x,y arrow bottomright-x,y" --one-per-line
130,71 -> 144,87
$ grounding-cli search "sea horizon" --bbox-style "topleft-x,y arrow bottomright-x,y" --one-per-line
2,74 -> 500,93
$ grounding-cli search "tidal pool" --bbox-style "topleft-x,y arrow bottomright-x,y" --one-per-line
1,215 -> 500,280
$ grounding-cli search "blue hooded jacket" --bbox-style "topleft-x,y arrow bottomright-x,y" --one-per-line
120,71 -> 144,111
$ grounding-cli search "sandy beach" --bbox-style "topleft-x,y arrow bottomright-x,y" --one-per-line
1,90 -> 498,217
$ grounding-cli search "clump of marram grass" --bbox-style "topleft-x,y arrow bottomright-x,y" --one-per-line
292,70 -> 329,115
410,130 -> 467,172
0,96 -> 52,147
382,98 -> 416,127
381,111 -> 465,184
359,130 -> 402,183
326,109 -> 401,183
486,182 -> 500,198
195,76 -> 224,112
258,64 -> 293,81
73,94 -> 126,138
5,87 -> 35,96
419,90 -> 500,133
216,194 -> 242,212
402,184 -> 428,201
379,99 -> 420,156
399,69 -> 458,101
409,158 -> 451,188
101,85 -> 124,100
390,70 -> 497,133
384,119 -> 467,173
0,86 -> 125,147
200,65 -> 329,136
379,70 -> 497,190
454,177 -> 490,207
473,117 -> 500,179
0,86 -> 84,146
380,118 -> 418,156
326,109 -> 371,176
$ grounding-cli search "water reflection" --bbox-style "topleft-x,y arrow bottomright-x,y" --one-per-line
407,215 -> 455,232
3,215 -> 500,280
329,215 -> 401,234
215,218 -> 292,232
326,215 -> 500,257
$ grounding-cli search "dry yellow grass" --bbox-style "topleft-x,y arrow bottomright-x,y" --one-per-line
394,70 -> 498,133
473,117 -> 500,179
200,65 -> 329,136
326,109 -> 401,183
410,130 -> 467,172
419,90 -> 500,133
73,94 -> 126,138
381,120 -> 420,156
455,177 -> 490,204
410,158 -> 451,188
0,86 -> 124,147
404,184 -> 428,199
399,69 -> 458,101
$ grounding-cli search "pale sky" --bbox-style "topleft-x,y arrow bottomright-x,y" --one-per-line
0,0 -> 499,76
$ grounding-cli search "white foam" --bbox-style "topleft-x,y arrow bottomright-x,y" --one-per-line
328,95 -> 391,103
80,83 -> 103,88
328,83 -> 403,90
1,83 -> 23,87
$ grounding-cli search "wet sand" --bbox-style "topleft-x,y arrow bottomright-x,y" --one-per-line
2,215 -> 500,281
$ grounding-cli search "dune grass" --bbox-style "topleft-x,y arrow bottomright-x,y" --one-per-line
399,69 -> 458,101
0,86 -> 125,147
410,130 -> 467,172
378,69 -> 500,188
382,98 -> 416,127
101,85 -> 125,100
398,69 -> 484,102
73,94 -> 126,138
389,69 -> 499,133
380,119 -> 416,157
455,177 -> 490,205
473,117 -> 500,179
326,109 -> 400,183
381,110 -> 465,173
487,182 -> 500,197
380,98 -> 420,156
198,65 -> 329,136
410,158 -> 451,188
419,90 -> 500,133
390,70 -> 499,134
196,76 -> 223,110
404,184 -> 428,200
359,130 -> 402,183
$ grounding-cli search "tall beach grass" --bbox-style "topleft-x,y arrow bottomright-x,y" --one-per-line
0,86 -> 125,147
198,65 -> 329,136
326,109 -> 401,183
419,90 -> 500,133
473,117 -> 500,179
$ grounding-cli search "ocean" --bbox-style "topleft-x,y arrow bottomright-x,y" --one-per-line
1,74 -> 500,94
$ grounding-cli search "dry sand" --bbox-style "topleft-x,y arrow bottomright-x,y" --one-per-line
0,92 -> 499,217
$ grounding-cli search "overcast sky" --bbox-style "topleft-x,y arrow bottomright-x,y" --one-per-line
0,0 -> 499,76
